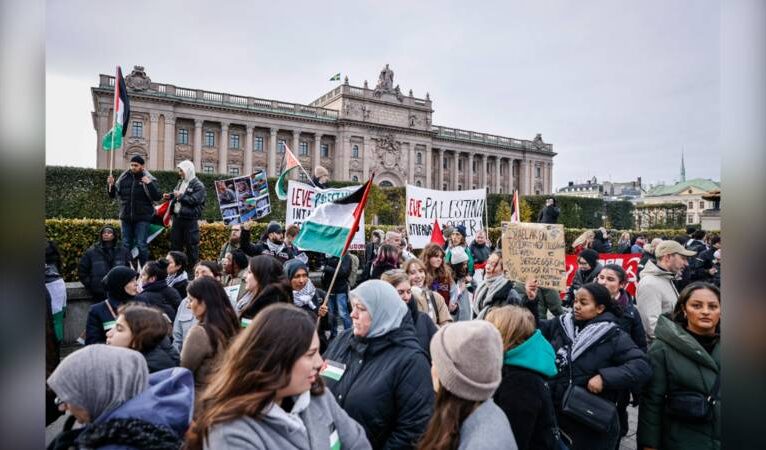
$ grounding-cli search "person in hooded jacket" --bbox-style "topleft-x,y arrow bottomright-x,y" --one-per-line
564,249 -> 603,307
487,305 -> 559,450
638,282 -> 721,450
78,225 -> 132,301
539,283 -> 652,450
322,280 -> 435,450
135,260 -> 182,321
165,160 -> 206,268
380,269 -> 438,361
284,259 -> 333,353
46,344 -> 194,450
85,266 -> 139,345
106,303 -> 179,373
592,228 -> 612,253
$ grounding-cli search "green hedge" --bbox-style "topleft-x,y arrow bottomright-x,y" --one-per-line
47,218 -> 686,282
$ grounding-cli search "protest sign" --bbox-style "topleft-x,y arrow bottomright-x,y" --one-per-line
213,170 -> 271,225
405,184 -> 486,249
223,285 -> 240,309
501,222 -> 567,291
286,180 -> 365,251
565,253 -> 642,296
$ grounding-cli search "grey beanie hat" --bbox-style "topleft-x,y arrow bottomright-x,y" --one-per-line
430,321 -> 503,401
47,344 -> 149,421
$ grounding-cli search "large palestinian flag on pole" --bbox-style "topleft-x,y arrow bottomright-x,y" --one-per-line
293,175 -> 374,257
102,66 -> 130,151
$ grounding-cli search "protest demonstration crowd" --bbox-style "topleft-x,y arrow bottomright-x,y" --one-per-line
44,155 -> 721,450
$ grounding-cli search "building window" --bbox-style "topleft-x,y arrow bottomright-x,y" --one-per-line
352,175 -> 359,182
458,184 -> 463,190
688,201 -> 694,210
254,136 -> 264,152
202,165 -> 214,174
229,134 -> 240,149
352,144 -> 360,158
320,144 -> 329,158
131,121 -> 143,137
443,158 -> 448,169
416,152 -> 422,165
416,180 -> 422,187
688,214 -> 694,224
699,201 -> 705,210
277,139 -> 286,153
177,128 -> 189,145
536,166 -> 542,178
228,166 -> 240,176
299,142 -> 309,156
443,183 -> 448,190
204,131 -> 215,147
458,159 -> 463,170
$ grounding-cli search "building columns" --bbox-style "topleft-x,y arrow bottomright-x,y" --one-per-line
244,124 -> 254,175
494,156 -> 501,193
437,148 -> 444,189
193,119 -> 203,171
451,151 -> 459,189
292,130 -> 301,159
408,144 -> 415,184
163,114 -> 175,171
148,113 -> 159,171
506,158 -> 514,194
425,144 -> 432,188
362,136 -> 371,180
218,122 -> 229,174
481,154 -> 488,188
268,128 -> 278,177
313,134 -> 322,175
467,153 -> 474,189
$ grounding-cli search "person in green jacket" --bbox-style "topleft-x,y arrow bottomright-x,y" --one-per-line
638,282 -> 721,450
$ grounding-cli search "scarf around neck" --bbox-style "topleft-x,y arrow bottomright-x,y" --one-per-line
166,270 -> 188,288
556,312 -> 615,367
293,279 -> 317,309
473,275 -> 509,318
266,239 -> 285,255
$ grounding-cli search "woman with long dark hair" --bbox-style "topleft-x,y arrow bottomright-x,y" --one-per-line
237,255 -> 292,323
106,303 -> 178,373
638,282 -> 721,450
370,243 -> 400,280
180,277 -> 239,395
419,320 -> 516,450
186,304 -> 370,450
172,260 -> 221,353
539,282 -> 652,450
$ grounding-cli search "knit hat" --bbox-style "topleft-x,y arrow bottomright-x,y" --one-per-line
130,154 -> 145,165
454,225 -> 467,238
266,222 -> 284,235
450,246 -> 469,265
47,345 -> 149,422
102,266 -> 138,303
430,321 -> 503,401
578,248 -> 599,268
284,258 -> 309,281
350,280 -> 408,338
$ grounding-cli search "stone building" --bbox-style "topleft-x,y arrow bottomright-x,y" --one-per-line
557,177 -> 603,198
92,65 -> 555,193
639,178 -> 721,226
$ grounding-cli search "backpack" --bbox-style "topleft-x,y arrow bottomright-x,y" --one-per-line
348,253 -> 360,288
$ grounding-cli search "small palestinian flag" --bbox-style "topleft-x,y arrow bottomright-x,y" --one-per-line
275,143 -> 303,201
102,66 -> 131,151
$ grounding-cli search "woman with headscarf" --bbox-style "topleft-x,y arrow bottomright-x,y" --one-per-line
564,248 -> 603,307
380,269 -> 438,360
284,259 -> 332,353
322,280 -> 435,449
167,159 -> 206,268
46,345 -> 193,449
85,266 -> 139,345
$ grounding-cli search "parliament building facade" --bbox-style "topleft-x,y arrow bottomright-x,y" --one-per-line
92,65 -> 555,194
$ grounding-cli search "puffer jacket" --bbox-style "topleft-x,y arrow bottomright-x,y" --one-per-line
638,315 -> 720,450
615,289 -> 648,353
142,336 -> 180,373
405,296 -> 437,361
135,280 -> 182,321
636,260 -> 680,341
108,169 -> 162,223
171,177 -> 206,220
321,314 -> 435,450
78,227 -> 132,300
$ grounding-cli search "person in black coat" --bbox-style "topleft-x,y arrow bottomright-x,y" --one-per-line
166,160 -> 206,268
239,221 -> 295,265
322,280 -> 435,449
164,250 -> 189,299
284,259 -> 333,353
135,261 -> 182,321
591,228 -> 612,254
107,155 -> 164,265
380,269 -> 438,361
78,225 -> 132,301
85,266 -> 139,345
322,253 -> 353,337
537,198 -> 560,224
105,302 -> 179,373
539,283 -> 652,450
564,248 -> 603,307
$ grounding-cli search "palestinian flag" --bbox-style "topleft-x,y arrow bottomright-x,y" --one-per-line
275,143 -> 302,200
130,201 -> 170,259
510,189 -> 521,223
329,72 -> 341,81
293,175 -> 374,257
102,66 -> 131,151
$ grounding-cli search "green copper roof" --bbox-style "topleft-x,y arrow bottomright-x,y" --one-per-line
645,178 -> 720,197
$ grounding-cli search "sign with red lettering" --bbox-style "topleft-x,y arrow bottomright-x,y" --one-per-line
565,253 -> 642,296
405,184 -> 487,249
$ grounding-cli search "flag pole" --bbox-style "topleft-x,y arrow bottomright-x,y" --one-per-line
283,143 -> 318,188
108,65 -> 119,176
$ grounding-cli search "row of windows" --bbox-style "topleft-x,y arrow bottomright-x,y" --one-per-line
688,201 -> 706,210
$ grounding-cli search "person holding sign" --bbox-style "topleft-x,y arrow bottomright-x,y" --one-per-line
186,304 -> 371,450
84,266 -> 139,345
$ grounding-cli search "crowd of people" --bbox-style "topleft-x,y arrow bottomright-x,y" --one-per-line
44,175 -> 722,449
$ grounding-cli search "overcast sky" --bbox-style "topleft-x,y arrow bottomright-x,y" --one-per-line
46,0 -> 720,189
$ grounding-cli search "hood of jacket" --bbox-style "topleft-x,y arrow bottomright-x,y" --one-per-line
503,329 -> 558,377
654,314 -> 719,371
640,259 -> 676,280
177,160 -> 196,182
96,225 -> 121,247
96,367 -> 194,438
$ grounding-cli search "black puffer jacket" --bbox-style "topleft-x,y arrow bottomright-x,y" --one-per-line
495,365 -> 558,450
142,336 -> 180,373
406,297 -> 437,361
539,312 -> 652,407
108,170 -> 163,223
322,315 -> 435,450
323,255 -> 352,292
135,280 -> 182,321
615,290 -> 648,353
78,228 -> 132,299
85,297 -> 125,345
172,177 -> 206,220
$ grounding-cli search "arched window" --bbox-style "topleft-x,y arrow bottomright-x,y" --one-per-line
416,152 -> 422,165
416,180 -> 422,187
380,180 -> 394,187
352,175 -> 359,182
352,145 -> 360,158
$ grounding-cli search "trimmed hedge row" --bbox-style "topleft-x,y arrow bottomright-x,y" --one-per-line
46,218 -> 685,282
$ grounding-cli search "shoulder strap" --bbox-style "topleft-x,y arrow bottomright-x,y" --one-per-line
104,299 -> 117,319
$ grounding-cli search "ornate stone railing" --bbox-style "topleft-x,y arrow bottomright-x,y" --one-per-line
431,125 -> 553,153
310,83 -> 432,109
99,74 -> 339,121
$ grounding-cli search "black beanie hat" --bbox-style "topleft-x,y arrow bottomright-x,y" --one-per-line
102,266 -> 138,303
130,154 -> 145,165
578,248 -> 599,268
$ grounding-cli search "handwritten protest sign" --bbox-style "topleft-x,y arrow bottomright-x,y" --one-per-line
405,184 -> 486,249
214,170 -> 271,225
286,180 -> 365,251
501,222 -> 567,291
